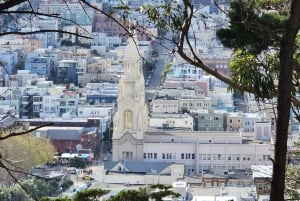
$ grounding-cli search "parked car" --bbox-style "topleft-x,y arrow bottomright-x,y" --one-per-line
85,181 -> 92,188
82,175 -> 94,180
123,181 -> 130,186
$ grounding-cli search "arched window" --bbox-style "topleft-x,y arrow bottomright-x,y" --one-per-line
124,109 -> 133,129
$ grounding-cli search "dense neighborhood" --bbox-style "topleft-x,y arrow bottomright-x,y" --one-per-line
0,0 -> 299,201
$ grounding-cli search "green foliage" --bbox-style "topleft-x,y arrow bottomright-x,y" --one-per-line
22,178 -> 57,199
41,197 -> 71,201
285,165 -> 300,199
149,184 -> 181,201
69,157 -> 87,169
108,188 -> 148,201
61,180 -> 74,191
107,184 -> 180,201
229,49 -> 278,99
217,0 -> 287,54
73,188 -> 110,201
161,62 -> 172,82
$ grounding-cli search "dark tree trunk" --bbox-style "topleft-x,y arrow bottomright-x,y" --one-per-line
270,1 -> 300,200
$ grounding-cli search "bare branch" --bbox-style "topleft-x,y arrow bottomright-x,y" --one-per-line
0,123 -> 53,141
0,0 -> 27,11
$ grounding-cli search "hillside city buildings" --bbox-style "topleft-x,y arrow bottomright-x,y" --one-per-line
0,0 -> 298,200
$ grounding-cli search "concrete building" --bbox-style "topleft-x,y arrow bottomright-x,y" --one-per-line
143,131 -> 274,175
149,113 -> 194,130
193,108 -> 226,131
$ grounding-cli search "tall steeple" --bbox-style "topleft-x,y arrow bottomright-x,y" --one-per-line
112,33 -> 149,161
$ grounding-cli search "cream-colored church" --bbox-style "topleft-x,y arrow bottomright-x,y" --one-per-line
111,35 -> 274,175
112,33 -> 149,161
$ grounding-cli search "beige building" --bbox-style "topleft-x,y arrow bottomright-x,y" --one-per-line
149,113 -> 194,130
226,112 -> 244,131
112,34 -> 149,161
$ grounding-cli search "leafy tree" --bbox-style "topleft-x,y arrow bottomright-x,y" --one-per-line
108,188 -> 149,201
41,197 -> 71,201
0,133 -> 55,185
73,188 -> 110,201
21,178 -> 57,199
69,157 -> 87,169
149,184 -> 181,201
215,1 -> 300,200
108,184 -> 180,201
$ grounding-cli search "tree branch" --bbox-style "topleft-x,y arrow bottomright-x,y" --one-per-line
0,123 -> 53,141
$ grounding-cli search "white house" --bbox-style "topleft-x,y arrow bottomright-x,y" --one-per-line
149,113 -> 194,130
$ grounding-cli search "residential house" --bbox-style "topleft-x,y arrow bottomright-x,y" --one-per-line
20,90 -> 43,119
151,96 -> 179,113
193,108 -> 226,131
178,96 -> 213,113
149,113 -> 194,130
59,87 -> 80,117
91,32 -> 123,48
243,113 -> 262,133
226,112 -> 243,131
251,165 -> 272,201
24,56 -> 52,78
56,59 -> 79,84
4,70 -> 39,87
167,62 -> 203,80
41,94 -> 60,118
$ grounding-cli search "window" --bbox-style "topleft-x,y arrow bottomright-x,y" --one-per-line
144,153 -> 146,159
181,153 -> 184,159
258,183 -> 263,191
192,154 -> 195,159
228,156 -> 231,160
162,153 -> 165,159
154,153 -> 157,159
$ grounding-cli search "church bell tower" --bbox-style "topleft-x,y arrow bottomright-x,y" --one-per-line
112,33 -> 148,161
